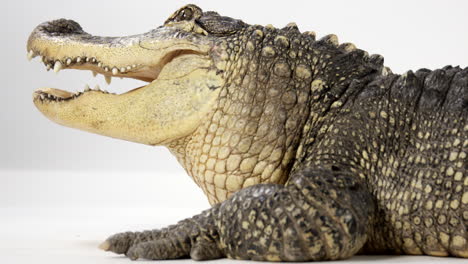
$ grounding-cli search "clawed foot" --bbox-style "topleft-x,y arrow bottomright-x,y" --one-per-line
99,231 -> 140,255
99,226 -> 223,260
99,231 -> 176,260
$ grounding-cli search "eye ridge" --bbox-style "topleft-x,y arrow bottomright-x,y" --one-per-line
196,15 -> 246,36
165,4 -> 203,24
165,5 -> 245,36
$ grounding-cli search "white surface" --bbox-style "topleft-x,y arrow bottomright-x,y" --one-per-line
1,170 -> 208,208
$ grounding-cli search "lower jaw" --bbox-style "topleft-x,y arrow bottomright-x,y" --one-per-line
33,80 -> 147,103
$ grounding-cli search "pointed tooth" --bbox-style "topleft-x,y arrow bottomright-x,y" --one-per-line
92,71 -> 98,77
40,94 -> 45,100
105,75 -> 112,85
84,84 -> 91,92
112,67 -> 119,75
76,57 -> 82,63
104,67 -> 109,72
53,61 -> 62,73
86,57 -> 90,62
66,58 -> 72,65
94,85 -> 100,91
126,66 -> 132,71
120,67 -> 126,73
92,58 -> 96,63
132,64 -> 137,68
98,62 -> 102,67
27,50 -> 34,61
46,64 -> 51,71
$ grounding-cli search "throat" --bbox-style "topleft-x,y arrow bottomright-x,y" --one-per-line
166,130 -> 292,205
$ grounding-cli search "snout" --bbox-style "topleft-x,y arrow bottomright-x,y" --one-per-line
33,19 -> 86,37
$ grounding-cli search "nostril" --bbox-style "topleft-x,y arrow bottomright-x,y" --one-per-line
39,19 -> 84,36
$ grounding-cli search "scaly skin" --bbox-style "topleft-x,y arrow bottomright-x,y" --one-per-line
27,4 -> 467,261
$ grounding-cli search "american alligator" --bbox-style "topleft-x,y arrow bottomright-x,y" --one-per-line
27,4 -> 467,262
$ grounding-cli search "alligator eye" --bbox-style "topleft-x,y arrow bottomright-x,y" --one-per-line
165,5 -> 203,24
175,8 -> 193,21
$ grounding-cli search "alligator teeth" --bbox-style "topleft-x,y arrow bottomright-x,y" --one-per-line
112,67 -> 119,75
105,75 -> 112,85
76,57 -> 82,63
66,58 -> 72,65
98,62 -> 102,68
84,84 -> 91,92
92,71 -> 98,77
53,61 -> 62,73
120,67 -> 126,73
46,64 -> 51,71
104,67 -> 109,72
94,85 -> 100,91
40,94 -> 45,100
86,57 -> 91,62
27,50 -> 34,61
126,66 -> 132,71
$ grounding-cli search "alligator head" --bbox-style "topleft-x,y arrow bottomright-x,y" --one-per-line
27,4 -> 241,145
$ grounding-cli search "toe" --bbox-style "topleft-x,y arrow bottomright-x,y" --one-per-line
98,240 -> 111,251
126,245 -> 142,260
101,231 -> 137,254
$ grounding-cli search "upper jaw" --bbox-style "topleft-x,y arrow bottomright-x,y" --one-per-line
27,19 -> 214,88
28,19 -> 144,77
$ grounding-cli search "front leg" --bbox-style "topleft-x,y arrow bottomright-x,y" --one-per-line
101,168 -> 374,261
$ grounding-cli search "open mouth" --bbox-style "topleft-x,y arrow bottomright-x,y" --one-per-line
28,49 -> 199,102
26,18 -> 212,103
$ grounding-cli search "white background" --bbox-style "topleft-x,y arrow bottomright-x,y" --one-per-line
1,0 -> 468,263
